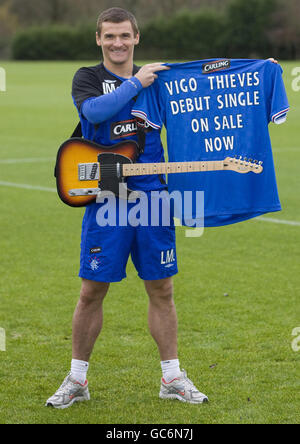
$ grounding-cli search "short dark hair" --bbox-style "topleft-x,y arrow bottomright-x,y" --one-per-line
96,7 -> 139,37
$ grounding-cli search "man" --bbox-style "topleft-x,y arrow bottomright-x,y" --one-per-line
46,7 -> 208,409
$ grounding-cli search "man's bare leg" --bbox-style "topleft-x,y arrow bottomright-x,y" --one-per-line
72,278 -> 110,362
45,279 -> 109,408
144,277 -> 178,361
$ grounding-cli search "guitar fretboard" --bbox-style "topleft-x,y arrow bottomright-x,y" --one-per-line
122,161 -> 225,177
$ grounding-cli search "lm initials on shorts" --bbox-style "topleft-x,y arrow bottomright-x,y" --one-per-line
161,249 -> 176,267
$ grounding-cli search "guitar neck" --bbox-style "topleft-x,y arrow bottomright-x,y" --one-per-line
122,160 -> 225,177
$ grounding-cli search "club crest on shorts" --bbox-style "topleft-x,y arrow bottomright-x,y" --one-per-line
89,256 -> 101,271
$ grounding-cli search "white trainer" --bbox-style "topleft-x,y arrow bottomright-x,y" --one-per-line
159,369 -> 208,404
45,373 -> 90,409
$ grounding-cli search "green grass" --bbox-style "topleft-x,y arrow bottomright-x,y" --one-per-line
0,60 -> 299,424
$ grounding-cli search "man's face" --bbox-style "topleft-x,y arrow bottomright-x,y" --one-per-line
96,21 -> 139,66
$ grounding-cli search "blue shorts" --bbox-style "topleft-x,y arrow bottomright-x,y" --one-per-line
79,191 -> 178,282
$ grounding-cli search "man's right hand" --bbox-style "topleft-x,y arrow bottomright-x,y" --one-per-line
135,63 -> 170,88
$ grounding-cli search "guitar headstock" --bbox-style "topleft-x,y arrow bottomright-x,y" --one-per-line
223,157 -> 263,174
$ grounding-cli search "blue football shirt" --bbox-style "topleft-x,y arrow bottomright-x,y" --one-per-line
132,59 -> 290,226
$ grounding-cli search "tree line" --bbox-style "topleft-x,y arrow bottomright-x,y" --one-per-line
0,0 -> 299,59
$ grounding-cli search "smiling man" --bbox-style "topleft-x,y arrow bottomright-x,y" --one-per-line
45,8 -> 209,409
97,18 -> 139,70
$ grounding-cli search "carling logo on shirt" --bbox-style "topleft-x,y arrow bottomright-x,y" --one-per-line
202,59 -> 231,74
111,119 -> 138,139
110,119 -> 152,140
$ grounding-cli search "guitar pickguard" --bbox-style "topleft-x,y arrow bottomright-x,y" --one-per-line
97,152 -> 133,196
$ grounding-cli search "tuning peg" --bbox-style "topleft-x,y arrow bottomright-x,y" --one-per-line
259,161 -> 263,165
248,158 -> 253,162
244,157 -> 248,162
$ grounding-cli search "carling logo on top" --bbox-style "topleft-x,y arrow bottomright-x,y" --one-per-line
202,59 -> 231,74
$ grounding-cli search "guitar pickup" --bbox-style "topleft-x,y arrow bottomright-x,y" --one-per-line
78,163 -> 100,181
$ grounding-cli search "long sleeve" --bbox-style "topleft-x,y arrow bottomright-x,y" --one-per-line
81,77 -> 143,124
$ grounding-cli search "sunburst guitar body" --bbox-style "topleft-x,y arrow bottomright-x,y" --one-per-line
55,138 -> 139,207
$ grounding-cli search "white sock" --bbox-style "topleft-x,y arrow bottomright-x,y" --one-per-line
161,359 -> 181,382
71,359 -> 89,385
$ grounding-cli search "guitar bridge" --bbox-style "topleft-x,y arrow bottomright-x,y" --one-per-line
69,188 -> 101,196
78,163 -> 100,181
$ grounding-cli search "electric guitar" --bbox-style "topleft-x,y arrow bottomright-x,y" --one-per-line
55,138 -> 263,207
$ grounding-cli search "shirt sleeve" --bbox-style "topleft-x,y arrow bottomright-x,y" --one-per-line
81,77 -> 143,124
72,67 -> 143,124
267,63 -> 290,125
132,81 -> 164,130
72,67 -> 102,111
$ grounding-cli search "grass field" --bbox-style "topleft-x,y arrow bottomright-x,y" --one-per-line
0,60 -> 299,425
